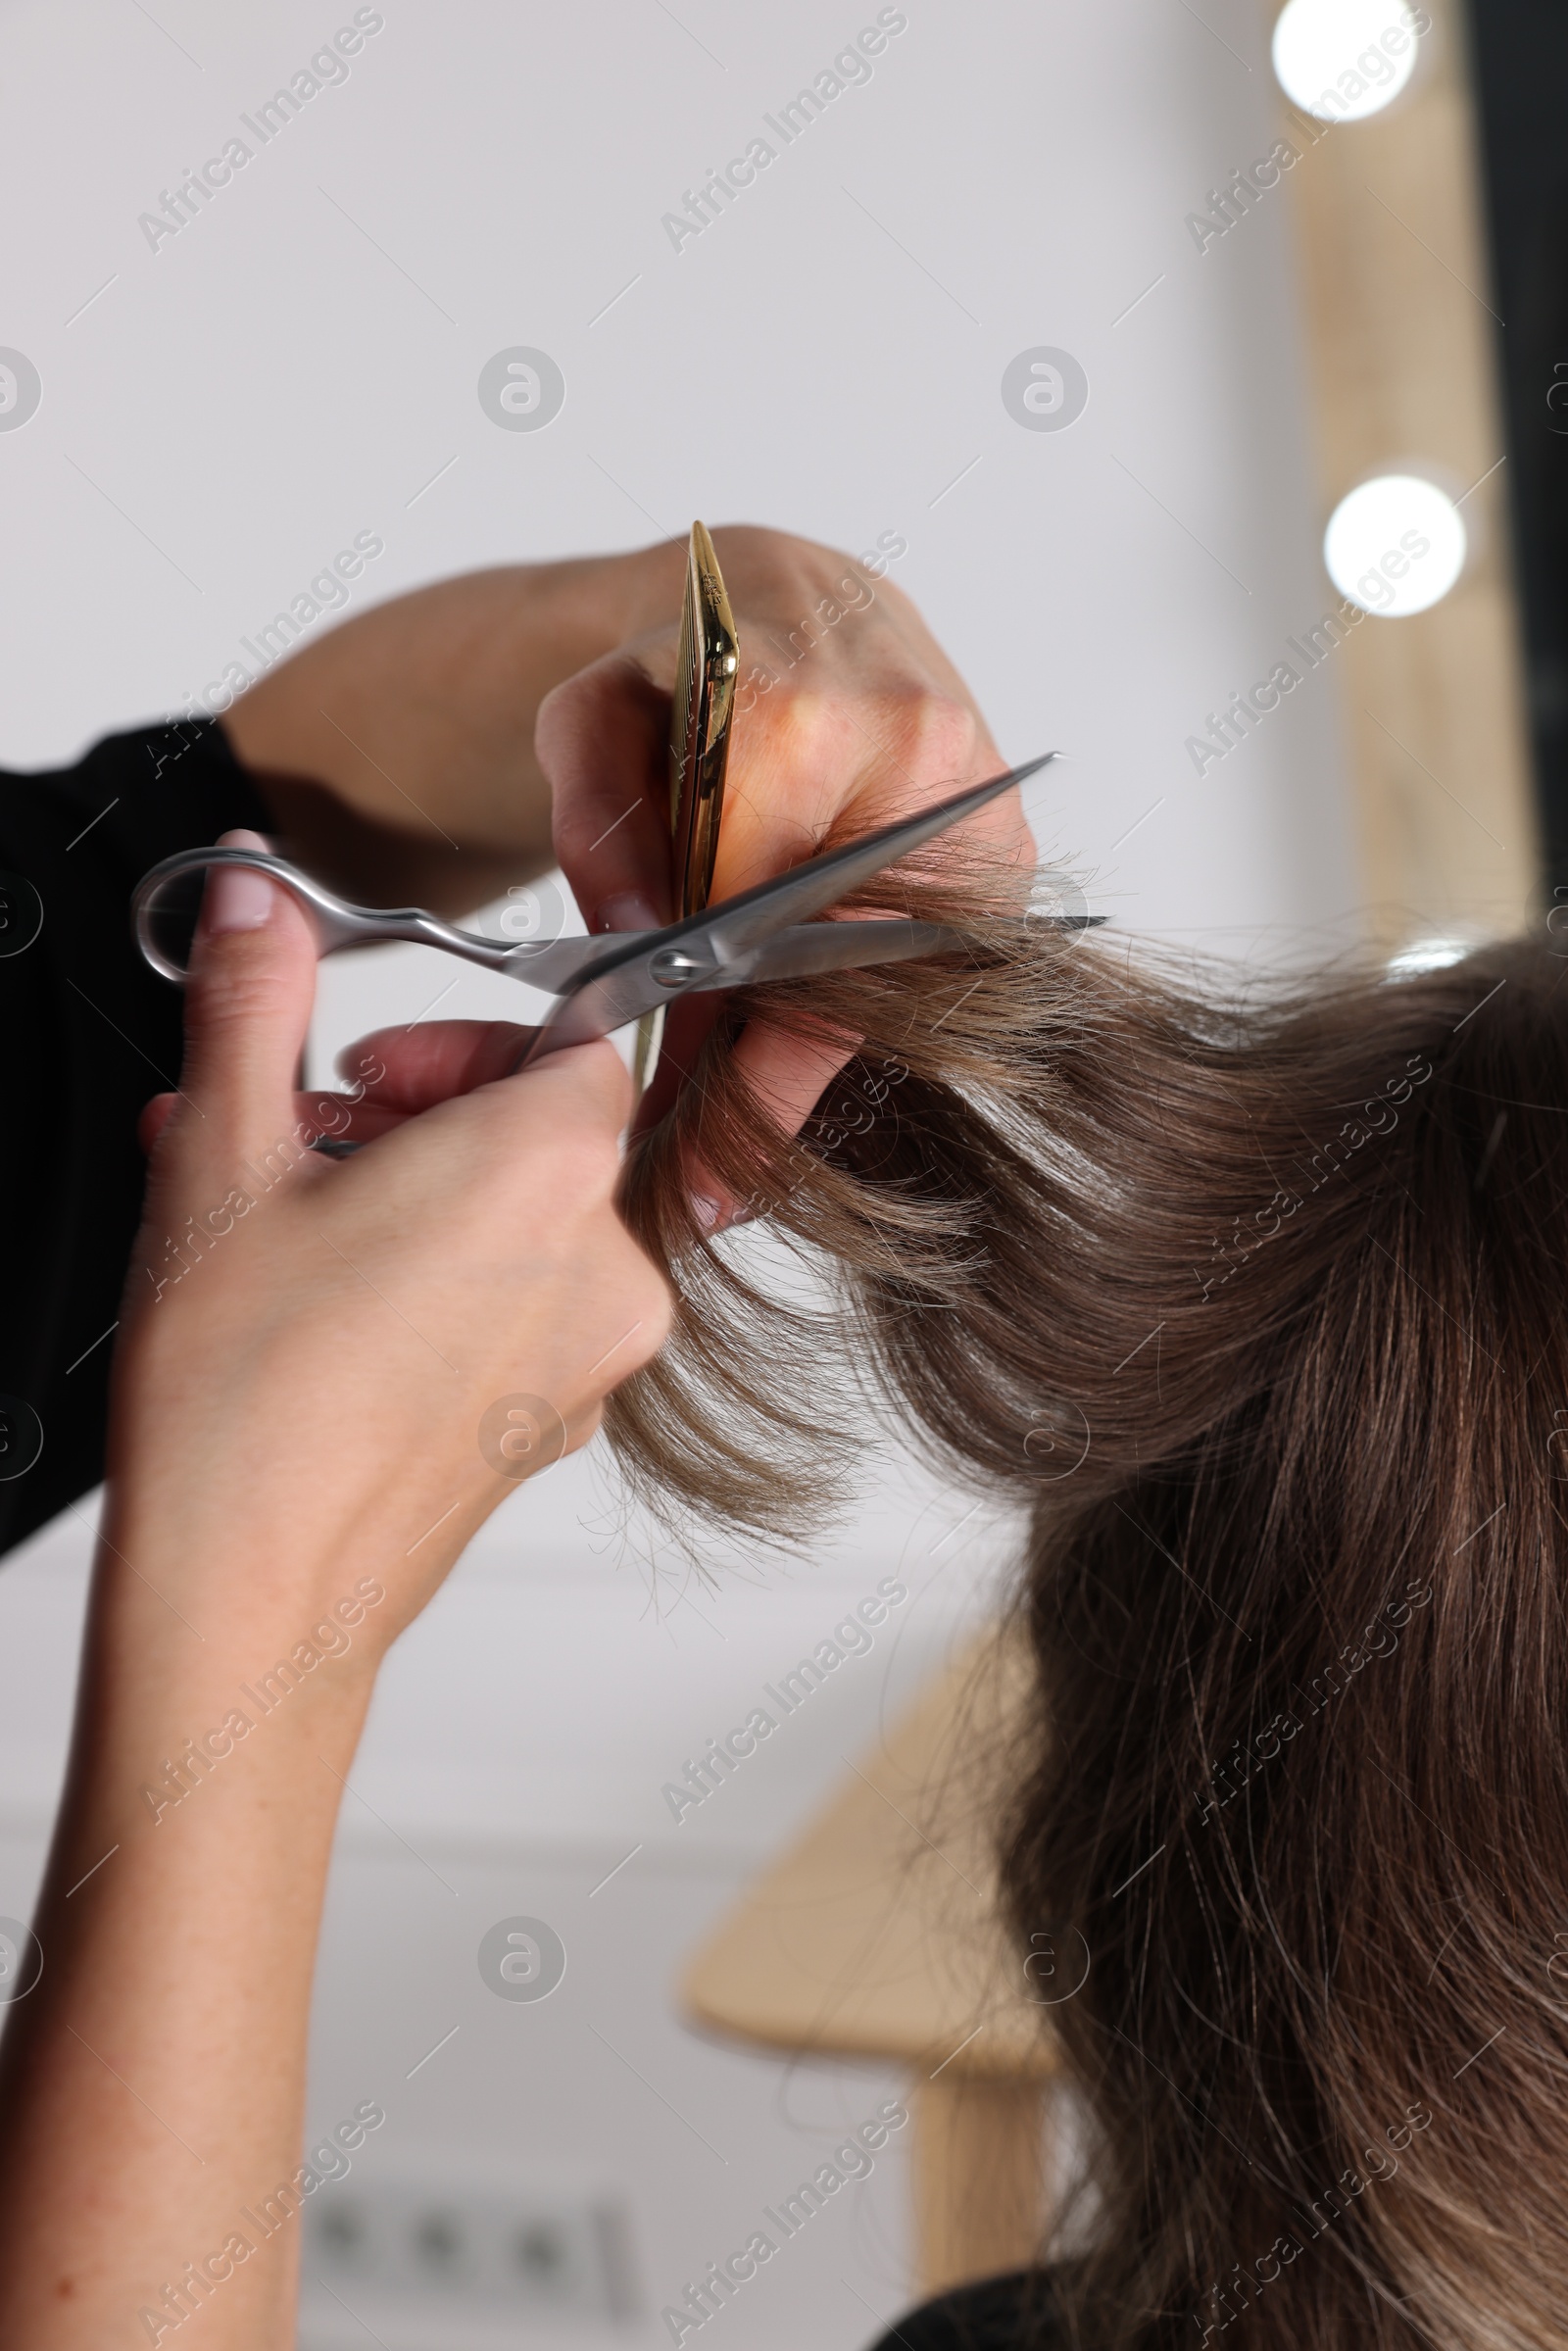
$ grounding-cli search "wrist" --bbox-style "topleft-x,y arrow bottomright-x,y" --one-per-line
216,556 -> 632,894
79,1546 -> 384,1822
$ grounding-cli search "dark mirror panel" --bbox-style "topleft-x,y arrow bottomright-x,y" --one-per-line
1468,0 -> 1568,885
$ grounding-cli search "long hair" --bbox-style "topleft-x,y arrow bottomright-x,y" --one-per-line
611,843 -> 1568,2351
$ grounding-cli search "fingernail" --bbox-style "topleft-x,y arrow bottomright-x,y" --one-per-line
595,892 -> 662,936
203,829 -> 274,935
205,865 -> 274,932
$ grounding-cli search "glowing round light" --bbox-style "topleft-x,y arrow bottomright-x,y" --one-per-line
1271,0 -> 1424,123
1323,475 -> 1466,617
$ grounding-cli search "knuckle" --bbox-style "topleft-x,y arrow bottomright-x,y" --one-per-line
739,682 -> 982,828
550,786 -> 615,869
710,521 -> 790,562
534,661 -> 601,752
453,1110 -> 617,1233
744,686 -> 849,795
547,1118 -> 623,1209
617,1253 -> 674,1365
639,1255 -> 675,1344
192,938 -> 299,1032
882,688 -> 980,782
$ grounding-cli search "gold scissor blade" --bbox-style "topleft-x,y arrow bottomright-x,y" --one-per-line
632,521 -> 739,1099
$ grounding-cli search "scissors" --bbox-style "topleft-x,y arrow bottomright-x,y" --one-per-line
632,518 -> 739,1095
131,752 -> 1093,1064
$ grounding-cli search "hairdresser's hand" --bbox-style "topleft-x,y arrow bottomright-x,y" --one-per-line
539,525 -> 1030,1208
218,525 -> 1024,1209
0,851 -> 669,2348
117,837 -> 670,1663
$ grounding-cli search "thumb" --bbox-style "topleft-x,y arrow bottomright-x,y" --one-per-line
167,829 -> 319,1185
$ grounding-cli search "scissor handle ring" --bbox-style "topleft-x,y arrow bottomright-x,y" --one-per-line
131,846 -> 369,982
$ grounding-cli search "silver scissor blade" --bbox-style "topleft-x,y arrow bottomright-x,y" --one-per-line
523,909 -> 1108,1059
733,918 -> 970,983
735,910 -> 1104,985
519,756 -> 1058,1060
526,959 -> 684,1054
698,753 -> 1056,960
545,754 -> 1056,1004
522,923 -> 958,1055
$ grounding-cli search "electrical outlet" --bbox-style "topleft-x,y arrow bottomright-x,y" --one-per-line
303,2176 -> 637,2319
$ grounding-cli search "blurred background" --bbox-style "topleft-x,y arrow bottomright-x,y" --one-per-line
0,0 -> 1556,2343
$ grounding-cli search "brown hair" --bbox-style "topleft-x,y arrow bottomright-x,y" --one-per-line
612,858 -> 1568,2351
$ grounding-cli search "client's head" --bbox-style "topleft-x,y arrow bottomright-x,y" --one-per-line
613,873 -> 1568,2351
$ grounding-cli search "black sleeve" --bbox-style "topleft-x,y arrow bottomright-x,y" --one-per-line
866,2272 -> 1058,2350
0,719 -> 272,1558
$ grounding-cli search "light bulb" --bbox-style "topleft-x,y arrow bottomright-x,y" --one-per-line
1272,0 -> 1425,123
1324,475 -> 1466,616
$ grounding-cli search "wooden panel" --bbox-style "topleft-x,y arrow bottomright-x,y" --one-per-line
679,1631 -> 1057,2082
909,2078 -> 1052,2300
1277,0 -> 1540,943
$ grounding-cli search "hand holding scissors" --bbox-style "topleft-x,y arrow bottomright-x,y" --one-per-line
133,754 -> 1090,1073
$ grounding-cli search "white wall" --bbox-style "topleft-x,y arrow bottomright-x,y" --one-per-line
0,0 -> 1361,2343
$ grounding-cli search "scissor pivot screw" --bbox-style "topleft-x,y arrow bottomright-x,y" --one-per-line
650,947 -> 706,988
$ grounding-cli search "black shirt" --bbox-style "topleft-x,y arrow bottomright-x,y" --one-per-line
870,2272 -> 1055,2348
0,720 -> 270,1556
